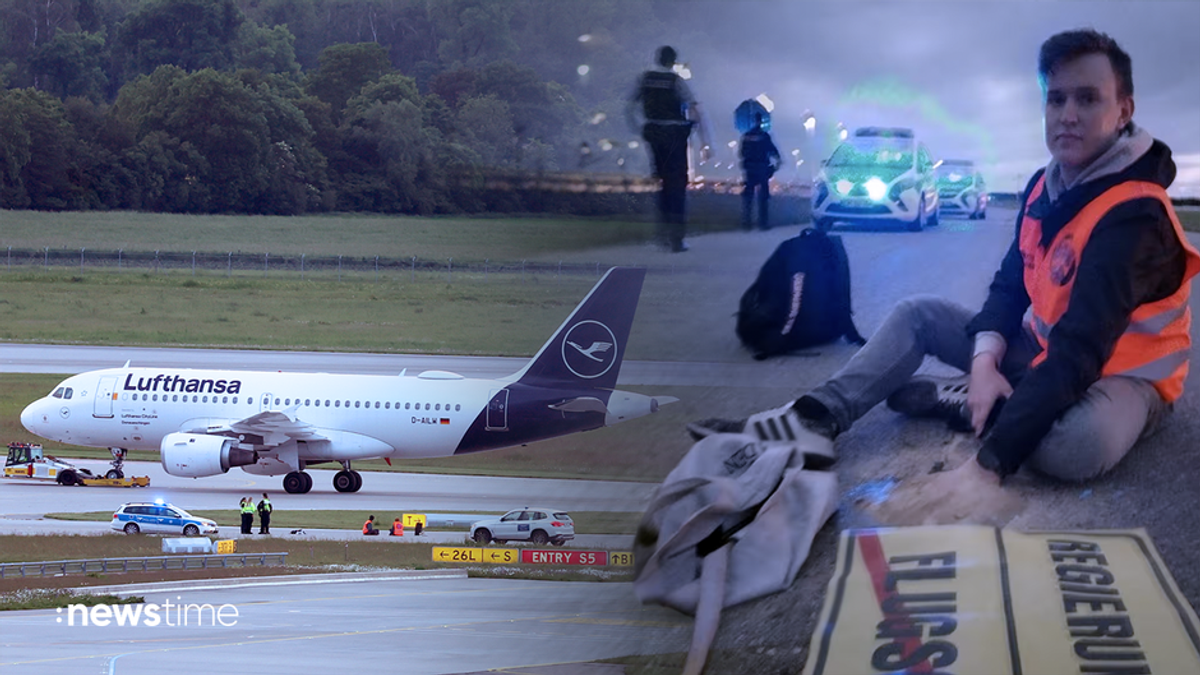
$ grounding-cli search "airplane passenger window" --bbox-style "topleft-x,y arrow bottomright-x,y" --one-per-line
375,402 -> 380,409
172,395 -> 178,402
193,395 -> 199,402
425,403 -> 431,411
385,402 -> 391,409
233,397 -> 238,404
132,394 -> 138,401
455,404 -> 461,412
222,396 -> 228,403
202,396 -> 208,403
344,400 -> 350,408
355,401 -> 360,408
335,400 -> 341,407
435,404 -> 440,411
305,399 -> 311,406
152,395 -> 158,401
285,399 -> 291,405
405,403 -> 411,410
275,398 -> 281,406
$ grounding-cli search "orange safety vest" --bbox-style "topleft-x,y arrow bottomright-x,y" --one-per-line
392,521 -> 403,536
363,519 -> 374,534
1019,175 -> 1200,401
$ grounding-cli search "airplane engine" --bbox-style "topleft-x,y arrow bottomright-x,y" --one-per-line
160,432 -> 257,478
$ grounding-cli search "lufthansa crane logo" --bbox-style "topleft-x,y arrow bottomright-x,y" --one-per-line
562,320 -> 618,379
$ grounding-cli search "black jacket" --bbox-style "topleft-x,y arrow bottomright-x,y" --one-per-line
970,140 -> 1187,477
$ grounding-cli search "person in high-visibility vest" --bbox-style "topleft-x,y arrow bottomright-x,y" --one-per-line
390,518 -> 403,536
239,498 -> 255,534
257,494 -> 272,535
688,29 -> 1197,525
362,515 -> 379,536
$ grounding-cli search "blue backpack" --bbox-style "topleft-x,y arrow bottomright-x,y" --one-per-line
736,228 -> 866,359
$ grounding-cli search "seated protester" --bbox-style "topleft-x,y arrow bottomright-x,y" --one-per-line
689,29 -> 1197,526
363,515 -> 380,536
390,518 -> 403,536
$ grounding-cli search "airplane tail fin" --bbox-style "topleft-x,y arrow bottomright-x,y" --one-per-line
507,267 -> 646,390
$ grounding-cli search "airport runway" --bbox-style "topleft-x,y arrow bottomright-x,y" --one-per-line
0,575 -> 690,675
0,343 -> 804,387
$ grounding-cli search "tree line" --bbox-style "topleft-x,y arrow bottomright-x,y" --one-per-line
0,0 -> 674,214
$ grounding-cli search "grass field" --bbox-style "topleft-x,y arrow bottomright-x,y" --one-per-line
45,509 -> 642,535
0,270 -> 605,354
0,534 -> 636,595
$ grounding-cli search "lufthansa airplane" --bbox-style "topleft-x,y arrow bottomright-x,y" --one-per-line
20,267 -> 673,493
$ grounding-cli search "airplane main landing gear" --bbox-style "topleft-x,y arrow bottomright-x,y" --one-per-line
333,468 -> 362,493
283,471 -> 313,494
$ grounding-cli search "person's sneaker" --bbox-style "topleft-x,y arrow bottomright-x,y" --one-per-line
886,376 -> 973,432
687,400 -> 836,464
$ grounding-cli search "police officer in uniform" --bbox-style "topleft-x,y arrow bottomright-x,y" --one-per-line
627,46 -> 711,253
740,113 -> 781,230
257,493 -> 272,535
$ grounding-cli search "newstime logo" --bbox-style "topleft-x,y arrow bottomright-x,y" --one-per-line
57,597 -> 239,627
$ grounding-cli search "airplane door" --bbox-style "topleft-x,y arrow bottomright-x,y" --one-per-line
486,389 -> 509,431
261,393 -> 273,412
93,376 -> 118,418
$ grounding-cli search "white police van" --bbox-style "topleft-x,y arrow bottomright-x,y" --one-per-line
812,127 -> 940,232
112,500 -> 218,536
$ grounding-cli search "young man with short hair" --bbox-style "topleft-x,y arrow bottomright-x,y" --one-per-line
691,29 -> 1198,525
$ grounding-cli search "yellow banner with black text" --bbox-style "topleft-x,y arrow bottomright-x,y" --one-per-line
804,526 -> 1200,675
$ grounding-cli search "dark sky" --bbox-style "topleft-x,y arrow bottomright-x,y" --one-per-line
648,0 -> 1200,195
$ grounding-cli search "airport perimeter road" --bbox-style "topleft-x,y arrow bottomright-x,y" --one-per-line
0,459 -> 656,515
0,576 -> 690,675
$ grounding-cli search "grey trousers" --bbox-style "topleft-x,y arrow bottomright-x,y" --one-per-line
806,295 -> 1170,482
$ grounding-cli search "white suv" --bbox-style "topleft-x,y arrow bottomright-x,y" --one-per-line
470,508 -> 575,546
813,127 -> 939,232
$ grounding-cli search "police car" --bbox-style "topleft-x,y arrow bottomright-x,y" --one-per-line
812,127 -> 940,232
470,508 -> 575,546
937,159 -> 988,220
111,500 -> 218,536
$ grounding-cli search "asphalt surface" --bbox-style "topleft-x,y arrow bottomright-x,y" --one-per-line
0,575 -> 689,675
525,209 -> 1200,672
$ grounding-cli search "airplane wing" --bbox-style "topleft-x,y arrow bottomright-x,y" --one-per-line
201,407 -> 326,447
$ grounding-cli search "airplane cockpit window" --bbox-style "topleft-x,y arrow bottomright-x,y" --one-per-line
52,387 -> 65,399
64,388 -> 73,399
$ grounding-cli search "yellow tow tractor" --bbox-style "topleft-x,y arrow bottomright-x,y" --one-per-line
3,442 -> 149,487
